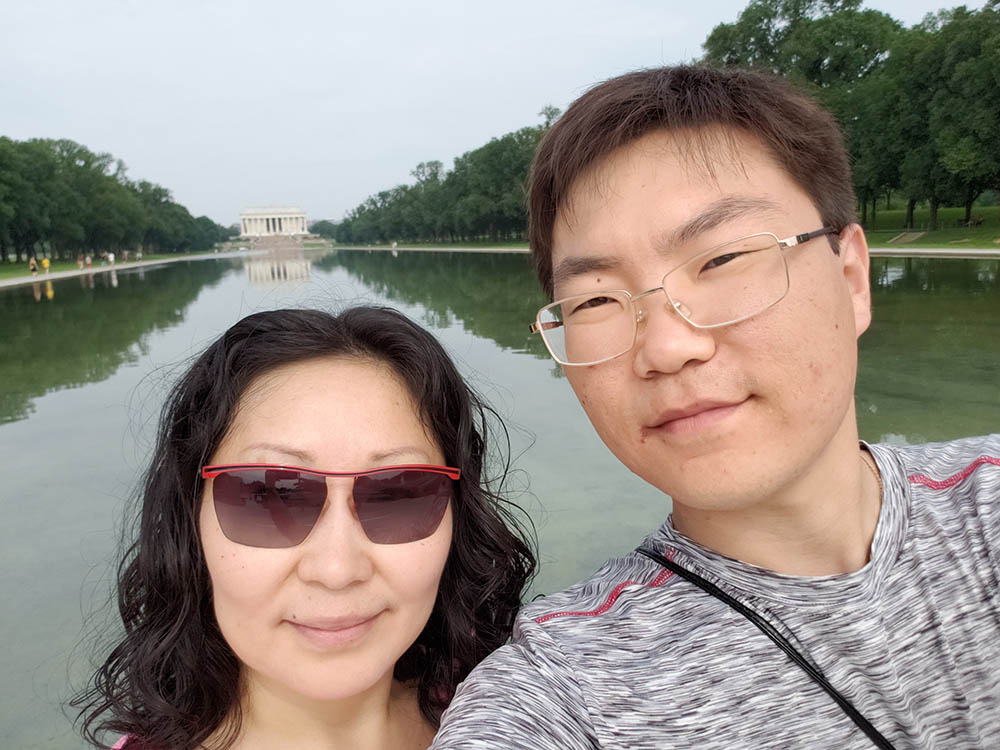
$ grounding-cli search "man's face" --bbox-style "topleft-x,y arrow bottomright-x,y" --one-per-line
551,128 -> 871,511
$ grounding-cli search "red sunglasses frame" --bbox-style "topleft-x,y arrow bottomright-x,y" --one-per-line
201,463 -> 461,481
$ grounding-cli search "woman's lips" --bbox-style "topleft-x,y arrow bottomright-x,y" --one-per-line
287,612 -> 383,647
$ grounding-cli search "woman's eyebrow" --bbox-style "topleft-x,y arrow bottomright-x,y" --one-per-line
243,442 -> 314,463
660,196 -> 784,249
368,446 -> 433,464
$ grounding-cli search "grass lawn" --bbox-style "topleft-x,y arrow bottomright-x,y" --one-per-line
0,253 -> 178,281
867,204 -> 998,232
867,226 -> 1000,247
865,204 -> 1000,247
0,259 -> 79,280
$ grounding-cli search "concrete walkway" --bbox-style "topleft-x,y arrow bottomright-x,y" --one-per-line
0,249 -> 265,290
867,246 -> 1000,259
340,245 -> 1000,260
3,245 -> 997,291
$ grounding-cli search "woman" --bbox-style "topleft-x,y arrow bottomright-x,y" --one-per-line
74,306 -> 536,750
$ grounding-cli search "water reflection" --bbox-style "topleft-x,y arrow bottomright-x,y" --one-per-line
325,250 -> 1000,445
1,251 -> 997,750
860,258 -> 999,443
322,250 -> 553,361
0,261 -> 230,424
871,256 -> 1000,292
245,252 -> 312,286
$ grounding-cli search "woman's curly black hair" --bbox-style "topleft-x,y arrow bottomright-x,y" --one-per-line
73,306 -> 537,750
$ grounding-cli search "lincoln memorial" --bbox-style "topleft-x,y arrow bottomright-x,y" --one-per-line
239,207 -> 308,237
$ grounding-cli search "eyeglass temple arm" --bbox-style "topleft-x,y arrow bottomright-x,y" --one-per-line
782,227 -> 838,247
529,320 -> 563,334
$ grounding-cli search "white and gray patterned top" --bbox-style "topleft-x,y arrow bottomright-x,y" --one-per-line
433,435 -> 1000,749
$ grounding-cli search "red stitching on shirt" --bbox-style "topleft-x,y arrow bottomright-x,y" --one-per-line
908,455 -> 1000,490
533,568 -> 673,624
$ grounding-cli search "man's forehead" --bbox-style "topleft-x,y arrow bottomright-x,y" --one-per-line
557,126 -> 770,223
553,128 -> 787,243
549,129 -> 802,292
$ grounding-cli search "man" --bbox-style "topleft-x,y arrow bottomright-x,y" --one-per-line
432,66 -> 999,749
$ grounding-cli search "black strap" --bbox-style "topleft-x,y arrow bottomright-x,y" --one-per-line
636,545 -> 896,750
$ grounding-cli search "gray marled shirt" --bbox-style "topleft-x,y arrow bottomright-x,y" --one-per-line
434,435 -> 1000,749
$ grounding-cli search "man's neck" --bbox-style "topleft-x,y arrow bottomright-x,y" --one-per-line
670,416 -> 882,577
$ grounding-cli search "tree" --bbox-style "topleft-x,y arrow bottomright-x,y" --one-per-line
309,220 -> 337,239
538,105 -> 562,128
927,6 -> 1000,222
703,0 -> 865,74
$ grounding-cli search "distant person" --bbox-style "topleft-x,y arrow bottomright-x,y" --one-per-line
85,254 -> 92,269
77,254 -> 84,269
108,251 -> 115,266
433,65 -> 1000,749
41,256 -> 50,274
73,306 -> 535,750
29,256 -> 38,276
136,250 -> 143,261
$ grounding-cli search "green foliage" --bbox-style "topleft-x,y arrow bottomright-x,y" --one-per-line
704,2 -> 1000,230
0,260 -> 230,424
335,121 -> 548,245
0,138 -> 229,263
309,219 -> 338,239
316,250 -> 552,361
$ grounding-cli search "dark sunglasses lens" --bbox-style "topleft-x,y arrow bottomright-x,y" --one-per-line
354,470 -> 452,544
212,469 -> 326,548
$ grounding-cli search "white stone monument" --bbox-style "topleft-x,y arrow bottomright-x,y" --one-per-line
239,207 -> 308,237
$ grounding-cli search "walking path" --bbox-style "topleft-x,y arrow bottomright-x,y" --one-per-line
866,246 -> 1000,259
2,244 -> 997,291
0,249 -> 264,290
339,245 -> 1000,260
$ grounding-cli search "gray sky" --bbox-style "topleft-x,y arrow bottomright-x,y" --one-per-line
2,0 -> 978,227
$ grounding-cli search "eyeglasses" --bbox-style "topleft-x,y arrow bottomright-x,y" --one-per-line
200,463 -> 460,547
530,228 -> 838,366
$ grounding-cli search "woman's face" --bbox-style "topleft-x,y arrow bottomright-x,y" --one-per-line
199,356 -> 453,702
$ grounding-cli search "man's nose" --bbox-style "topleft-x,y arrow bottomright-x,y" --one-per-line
630,289 -> 717,377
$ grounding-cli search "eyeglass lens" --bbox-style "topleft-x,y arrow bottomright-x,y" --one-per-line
539,234 -> 788,364
211,468 -> 453,547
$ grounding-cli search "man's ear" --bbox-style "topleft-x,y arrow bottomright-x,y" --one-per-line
839,223 -> 871,338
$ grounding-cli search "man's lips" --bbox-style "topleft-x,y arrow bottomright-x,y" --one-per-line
644,398 -> 749,436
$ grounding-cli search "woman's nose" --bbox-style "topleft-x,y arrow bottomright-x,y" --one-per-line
294,479 -> 375,590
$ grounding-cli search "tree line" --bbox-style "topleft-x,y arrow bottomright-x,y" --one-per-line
331,118 -> 551,245
0,137 -> 234,264
333,1 -> 999,245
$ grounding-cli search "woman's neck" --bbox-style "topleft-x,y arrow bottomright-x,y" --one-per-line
209,673 -> 434,750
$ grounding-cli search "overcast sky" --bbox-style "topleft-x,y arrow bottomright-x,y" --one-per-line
1,0 -> 981,226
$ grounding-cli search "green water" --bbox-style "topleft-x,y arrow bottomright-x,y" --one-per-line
1,251 -> 998,748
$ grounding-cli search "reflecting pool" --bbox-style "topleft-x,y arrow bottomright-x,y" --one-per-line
1,251 -> 997,748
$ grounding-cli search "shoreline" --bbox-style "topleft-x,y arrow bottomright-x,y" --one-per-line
2,244 -> 998,290
333,245 -> 1000,260
0,249 -> 266,290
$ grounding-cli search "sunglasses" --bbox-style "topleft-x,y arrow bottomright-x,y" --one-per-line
200,463 -> 460,548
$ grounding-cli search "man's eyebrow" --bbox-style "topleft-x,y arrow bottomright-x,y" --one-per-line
662,197 -> 784,249
551,255 -> 622,291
